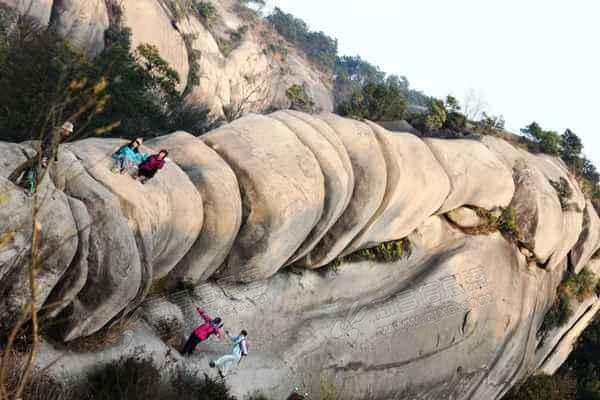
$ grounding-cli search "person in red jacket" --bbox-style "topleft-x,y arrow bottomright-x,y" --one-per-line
182,307 -> 224,356
136,149 -> 168,184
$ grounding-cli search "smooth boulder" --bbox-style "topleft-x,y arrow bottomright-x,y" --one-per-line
346,122 -> 450,252
299,114 -> 387,267
147,132 -> 242,282
52,0 -> 109,57
203,114 -> 324,281
570,200 -> 600,273
424,138 -> 515,213
269,111 -> 352,264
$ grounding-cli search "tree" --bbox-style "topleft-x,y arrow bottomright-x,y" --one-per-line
476,113 -> 505,134
560,129 -> 583,165
521,122 -> 561,155
266,7 -> 337,69
336,78 -> 407,122
445,95 -> 461,112
462,89 -> 488,121
0,14 -> 208,141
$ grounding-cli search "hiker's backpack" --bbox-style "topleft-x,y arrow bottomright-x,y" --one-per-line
239,338 -> 249,356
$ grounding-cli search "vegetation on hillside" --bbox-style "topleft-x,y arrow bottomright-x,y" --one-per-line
0,6 -> 208,142
266,7 -> 337,69
505,314 -> 600,400
540,268 -> 598,336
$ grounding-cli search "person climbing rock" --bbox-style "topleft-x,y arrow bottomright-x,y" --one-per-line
209,329 -> 248,378
135,149 -> 168,184
15,163 -> 38,197
181,307 -> 223,356
41,121 -> 74,167
111,138 -> 147,174
9,121 -> 74,194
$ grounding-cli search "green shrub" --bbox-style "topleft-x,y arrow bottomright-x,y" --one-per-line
195,1 -> 218,26
80,357 -> 237,400
286,84 -> 315,112
337,78 -> 407,121
502,374 -> 577,400
540,268 -> 597,335
540,290 -> 573,334
549,177 -> 573,210
266,7 -> 337,69
0,14 -> 208,141
217,26 -> 247,57
410,98 -> 447,132
521,122 -> 561,155
497,207 -> 521,241
562,267 -> 597,302
320,376 -> 338,400
475,113 -> 505,135
323,238 -> 412,272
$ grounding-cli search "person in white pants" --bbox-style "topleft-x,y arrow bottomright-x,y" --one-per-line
210,329 -> 248,377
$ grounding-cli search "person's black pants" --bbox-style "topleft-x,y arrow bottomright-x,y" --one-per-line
138,169 -> 157,179
182,333 -> 202,355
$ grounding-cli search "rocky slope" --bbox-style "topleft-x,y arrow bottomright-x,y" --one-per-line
0,0 -> 333,119
1,111 -> 599,399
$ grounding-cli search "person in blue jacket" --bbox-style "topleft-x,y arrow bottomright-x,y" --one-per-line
209,329 -> 248,378
111,138 -> 148,174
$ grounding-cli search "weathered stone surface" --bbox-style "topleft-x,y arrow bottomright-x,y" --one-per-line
68,139 -> 203,280
526,153 -> 585,271
347,122 -> 450,252
0,112 -> 598,399
570,200 -> 600,273
43,196 -> 90,319
52,0 -> 109,57
537,296 -> 600,375
47,147 -> 142,340
142,297 -> 185,348
269,111 -> 352,264
510,160 -> 564,263
147,132 -> 242,282
299,114 -> 387,266
479,136 -> 565,264
203,114 -> 324,280
0,143 -> 78,329
446,206 -> 487,228
0,0 -> 52,25
424,138 -> 515,213
120,0 -> 189,92
376,119 -> 421,135
541,301 -> 600,374
176,3 -> 333,119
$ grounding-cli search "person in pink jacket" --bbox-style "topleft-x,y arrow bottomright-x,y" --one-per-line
182,307 -> 224,356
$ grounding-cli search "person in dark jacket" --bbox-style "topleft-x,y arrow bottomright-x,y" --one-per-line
41,121 -> 74,167
182,307 -> 224,356
136,149 -> 168,184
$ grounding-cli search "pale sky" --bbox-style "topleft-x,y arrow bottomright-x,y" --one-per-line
267,0 -> 600,168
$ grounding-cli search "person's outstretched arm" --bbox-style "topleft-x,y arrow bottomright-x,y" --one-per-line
196,307 -> 213,323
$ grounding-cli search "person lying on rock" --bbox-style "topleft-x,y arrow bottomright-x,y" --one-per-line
135,149 -> 168,184
111,138 -> 148,174
182,307 -> 223,356
209,329 -> 249,378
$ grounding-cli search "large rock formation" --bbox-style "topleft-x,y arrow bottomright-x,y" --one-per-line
1,113 -> 599,400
